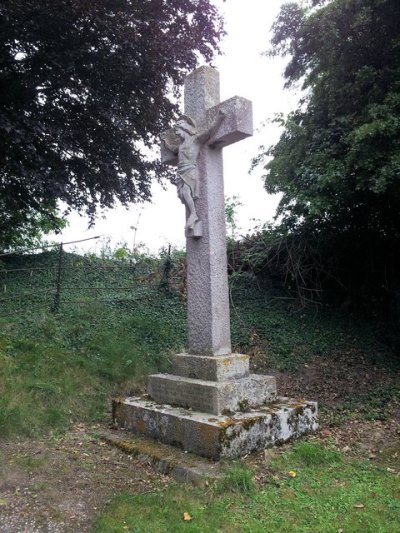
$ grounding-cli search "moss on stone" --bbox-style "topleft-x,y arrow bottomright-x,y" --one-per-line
238,399 -> 250,412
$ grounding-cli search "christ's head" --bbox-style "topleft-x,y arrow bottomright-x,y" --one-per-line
173,115 -> 197,139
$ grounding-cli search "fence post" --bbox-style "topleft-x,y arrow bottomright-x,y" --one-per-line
159,244 -> 172,292
52,243 -> 64,312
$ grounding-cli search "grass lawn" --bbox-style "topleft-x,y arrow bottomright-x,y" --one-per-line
92,442 -> 400,533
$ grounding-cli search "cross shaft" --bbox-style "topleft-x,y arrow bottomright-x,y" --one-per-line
161,66 -> 252,355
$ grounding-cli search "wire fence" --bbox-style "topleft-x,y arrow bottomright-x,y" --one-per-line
0,238 -> 184,318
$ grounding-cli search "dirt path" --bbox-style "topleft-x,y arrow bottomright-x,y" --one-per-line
0,423 -> 169,533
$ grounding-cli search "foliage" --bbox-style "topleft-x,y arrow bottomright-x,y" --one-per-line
253,0 -> 400,319
225,195 -> 242,239
92,443 -> 400,532
229,274 -> 393,370
0,250 -> 186,437
0,0 -> 223,246
228,223 -> 328,306
225,195 -> 244,273
0,250 -> 397,437
215,463 -> 256,495
0,208 -> 67,251
327,382 -> 400,424
158,245 -> 186,293
288,441 -> 342,466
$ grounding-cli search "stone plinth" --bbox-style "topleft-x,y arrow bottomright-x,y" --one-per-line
113,397 -> 318,460
148,373 -> 276,415
173,353 -> 249,381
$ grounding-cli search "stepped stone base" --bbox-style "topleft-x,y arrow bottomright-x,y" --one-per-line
113,396 -> 318,460
148,373 -> 276,415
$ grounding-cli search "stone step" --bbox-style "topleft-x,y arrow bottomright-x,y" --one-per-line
173,353 -> 249,381
113,396 -> 318,460
147,373 -> 276,415
100,430 -> 221,485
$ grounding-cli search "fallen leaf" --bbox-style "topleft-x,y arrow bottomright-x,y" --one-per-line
288,470 -> 297,478
183,512 -> 192,522
264,449 -> 273,461
0,499 -> 8,506
320,429 -> 332,438
354,503 -> 365,509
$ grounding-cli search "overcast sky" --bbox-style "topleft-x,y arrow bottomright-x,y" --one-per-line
53,0 -> 298,255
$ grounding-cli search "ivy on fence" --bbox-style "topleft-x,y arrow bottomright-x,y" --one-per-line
0,237 -> 184,318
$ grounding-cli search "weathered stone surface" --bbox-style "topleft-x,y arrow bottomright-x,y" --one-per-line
113,396 -> 319,460
204,96 -> 253,149
100,431 -> 221,486
184,65 -> 220,124
160,139 -> 178,166
161,97 -> 253,166
147,373 -> 276,415
160,65 -> 253,356
185,142 -> 230,355
173,353 -> 249,381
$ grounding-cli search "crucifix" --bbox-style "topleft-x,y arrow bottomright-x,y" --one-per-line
114,66 -> 317,459
161,66 -> 253,356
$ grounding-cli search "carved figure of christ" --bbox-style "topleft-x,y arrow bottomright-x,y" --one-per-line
161,66 -> 253,355
161,111 -> 225,232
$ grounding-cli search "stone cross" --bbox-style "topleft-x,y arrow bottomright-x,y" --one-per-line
114,72 -> 317,456
161,66 -> 253,356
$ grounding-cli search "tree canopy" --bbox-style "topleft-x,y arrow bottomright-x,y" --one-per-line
0,0 -> 223,248
260,0 -> 400,235
253,0 -> 400,313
